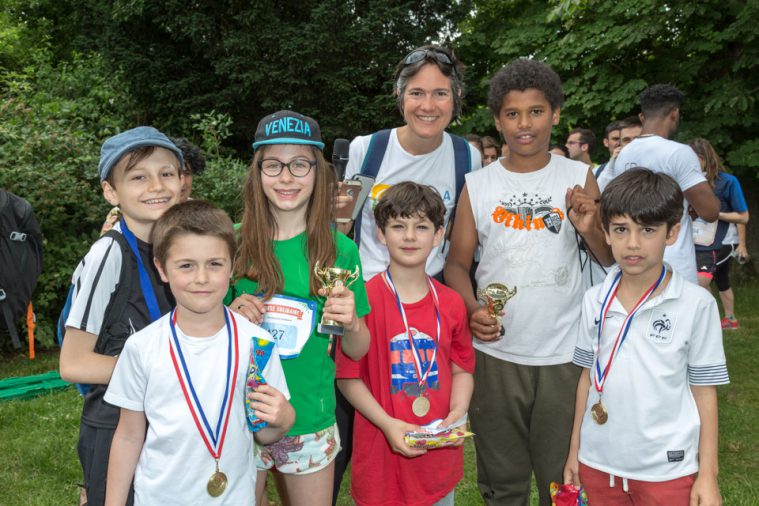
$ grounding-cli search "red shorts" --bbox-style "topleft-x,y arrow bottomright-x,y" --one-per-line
579,462 -> 695,506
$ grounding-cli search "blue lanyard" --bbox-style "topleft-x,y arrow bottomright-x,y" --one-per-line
120,219 -> 161,322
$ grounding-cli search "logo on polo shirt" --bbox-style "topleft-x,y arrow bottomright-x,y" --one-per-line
647,310 -> 676,344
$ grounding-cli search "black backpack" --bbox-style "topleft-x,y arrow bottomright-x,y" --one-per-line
0,189 -> 43,349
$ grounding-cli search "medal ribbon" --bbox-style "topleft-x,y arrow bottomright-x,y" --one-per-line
594,266 -> 666,395
168,308 -> 239,459
383,270 -> 441,390
120,218 -> 161,322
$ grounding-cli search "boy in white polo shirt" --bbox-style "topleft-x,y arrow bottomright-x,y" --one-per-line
564,168 -> 728,506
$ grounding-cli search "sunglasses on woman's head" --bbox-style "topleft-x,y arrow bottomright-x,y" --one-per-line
403,48 -> 454,66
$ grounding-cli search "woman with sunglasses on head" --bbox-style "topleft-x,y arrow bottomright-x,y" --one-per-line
229,110 -> 371,506
333,45 -> 480,504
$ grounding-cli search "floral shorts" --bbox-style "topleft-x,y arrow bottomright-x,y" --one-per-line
255,423 -> 340,475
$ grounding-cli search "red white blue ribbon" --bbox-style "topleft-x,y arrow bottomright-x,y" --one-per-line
168,307 -> 239,459
594,266 -> 666,395
383,270 -> 440,390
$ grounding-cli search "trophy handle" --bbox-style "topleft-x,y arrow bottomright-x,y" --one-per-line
313,260 -> 325,279
345,266 -> 360,288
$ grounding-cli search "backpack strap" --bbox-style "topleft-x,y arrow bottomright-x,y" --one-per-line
0,292 -> 21,349
450,133 -> 472,208
354,129 -> 392,246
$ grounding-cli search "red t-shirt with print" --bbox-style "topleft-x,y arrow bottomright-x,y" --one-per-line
336,274 -> 475,506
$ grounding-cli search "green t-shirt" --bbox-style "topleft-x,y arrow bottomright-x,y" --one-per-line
229,232 -> 370,435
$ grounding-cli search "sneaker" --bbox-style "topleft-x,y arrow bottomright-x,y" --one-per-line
721,317 -> 740,330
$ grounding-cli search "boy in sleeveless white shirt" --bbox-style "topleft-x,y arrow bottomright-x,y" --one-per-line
104,201 -> 294,506
564,168 -> 726,506
444,59 -> 612,506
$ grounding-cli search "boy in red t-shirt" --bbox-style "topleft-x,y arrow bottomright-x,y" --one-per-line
336,182 -> 475,506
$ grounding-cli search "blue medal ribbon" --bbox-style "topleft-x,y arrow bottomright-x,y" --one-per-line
119,218 -> 161,322
168,308 -> 237,451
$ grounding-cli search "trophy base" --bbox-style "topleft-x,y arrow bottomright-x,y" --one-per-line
318,323 -> 345,336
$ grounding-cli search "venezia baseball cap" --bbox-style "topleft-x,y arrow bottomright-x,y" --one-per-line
98,126 -> 184,181
252,110 -> 324,150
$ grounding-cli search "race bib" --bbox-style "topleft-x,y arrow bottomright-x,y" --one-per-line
260,294 -> 316,359
692,217 -> 718,246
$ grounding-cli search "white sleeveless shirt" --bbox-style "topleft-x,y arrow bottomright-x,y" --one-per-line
467,155 -> 588,365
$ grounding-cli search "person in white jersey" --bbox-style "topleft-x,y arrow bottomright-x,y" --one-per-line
598,84 -> 719,283
565,168 -> 727,506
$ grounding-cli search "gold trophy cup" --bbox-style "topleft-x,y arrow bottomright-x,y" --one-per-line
314,262 -> 360,336
476,282 -> 517,329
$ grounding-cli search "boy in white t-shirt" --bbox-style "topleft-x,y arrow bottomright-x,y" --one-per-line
104,201 -> 294,506
564,169 -> 728,506
444,58 -> 612,505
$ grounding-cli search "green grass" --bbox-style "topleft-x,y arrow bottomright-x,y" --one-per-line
2,281 -> 758,505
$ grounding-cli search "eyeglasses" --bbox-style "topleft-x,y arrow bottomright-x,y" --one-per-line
258,158 -> 316,177
403,48 -> 454,66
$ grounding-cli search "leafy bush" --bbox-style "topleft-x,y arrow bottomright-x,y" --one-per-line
0,52 -> 255,349
0,50 -> 132,346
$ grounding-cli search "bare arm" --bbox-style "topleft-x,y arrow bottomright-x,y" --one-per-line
337,378 -> 426,457
563,368 -> 590,486
443,186 -> 500,342
59,327 -> 117,384
105,409 -> 146,506
689,385 -> 722,506
718,211 -> 749,225
251,384 -> 296,445
736,224 -> 748,259
440,363 -> 474,439
684,182 -> 720,222
567,170 -> 613,266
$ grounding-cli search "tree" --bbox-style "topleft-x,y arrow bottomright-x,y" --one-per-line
456,0 -> 759,176
58,0 -> 472,151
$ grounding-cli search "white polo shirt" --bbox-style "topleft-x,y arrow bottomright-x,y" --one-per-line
572,265 -> 728,481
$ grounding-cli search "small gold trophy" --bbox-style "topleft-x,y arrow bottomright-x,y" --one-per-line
476,282 -> 517,329
314,262 -> 360,336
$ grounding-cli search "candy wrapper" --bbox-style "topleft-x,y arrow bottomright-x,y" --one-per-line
550,482 -> 588,506
245,337 -> 275,433
404,416 -> 474,449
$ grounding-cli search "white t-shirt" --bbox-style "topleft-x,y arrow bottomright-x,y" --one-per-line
345,129 -> 482,280
572,265 -> 729,481
466,155 -> 588,365
601,135 -> 706,283
105,310 -> 289,506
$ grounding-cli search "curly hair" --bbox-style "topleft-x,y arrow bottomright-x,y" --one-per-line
488,58 -> 564,115
394,45 -> 466,118
638,84 -> 684,118
170,137 -> 206,175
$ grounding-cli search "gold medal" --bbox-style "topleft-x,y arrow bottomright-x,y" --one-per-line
412,396 -> 430,417
207,470 -> 228,497
591,401 -> 608,425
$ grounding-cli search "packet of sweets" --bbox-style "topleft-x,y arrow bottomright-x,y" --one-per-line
404,428 -> 474,449
549,482 -> 588,506
245,337 -> 275,432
